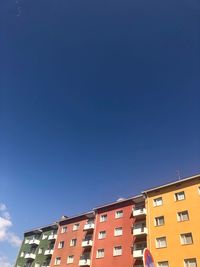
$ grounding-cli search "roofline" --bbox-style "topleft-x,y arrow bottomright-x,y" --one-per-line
59,211 -> 95,223
24,222 -> 58,235
93,194 -> 144,210
142,173 -> 200,194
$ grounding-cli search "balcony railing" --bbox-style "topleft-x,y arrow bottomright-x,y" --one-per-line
133,227 -> 148,236
133,249 -> 144,258
48,234 -> 57,240
44,249 -> 54,255
29,238 -> 40,245
133,208 -> 146,217
79,259 -> 91,266
82,240 -> 93,247
83,223 -> 95,231
25,253 -> 36,260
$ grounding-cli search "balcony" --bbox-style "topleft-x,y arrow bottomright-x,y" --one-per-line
133,227 -> 147,236
29,238 -> 40,245
48,234 -> 57,240
133,208 -> 146,217
25,253 -> 36,260
83,223 -> 95,231
133,249 -> 144,258
44,249 -> 54,255
79,259 -> 91,266
82,240 -> 93,247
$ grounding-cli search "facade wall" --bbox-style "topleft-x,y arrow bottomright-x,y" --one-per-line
92,199 -> 145,267
15,226 -> 58,267
145,176 -> 200,267
50,215 -> 95,267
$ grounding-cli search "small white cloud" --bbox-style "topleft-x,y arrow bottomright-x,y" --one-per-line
0,255 -> 13,267
0,203 -> 22,247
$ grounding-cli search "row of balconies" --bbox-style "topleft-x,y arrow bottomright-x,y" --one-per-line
24,249 -> 54,260
24,248 -> 145,264
25,234 -> 58,246
78,248 -> 146,266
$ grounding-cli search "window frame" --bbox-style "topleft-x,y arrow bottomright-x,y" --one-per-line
154,216 -> 165,226
98,230 -> 106,239
153,197 -> 163,207
70,238 -> 77,247
67,255 -> 74,264
180,233 -> 193,245
174,191 -> 185,201
156,237 -> 167,248
96,248 -> 105,258
114,227 -> 123,236
100,214 -> 107,222
113,245 -> 122,256
115,210 -> 123,219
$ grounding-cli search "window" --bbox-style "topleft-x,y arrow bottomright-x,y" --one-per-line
113,246 -> 122,256
73,223 -> 79,231
155,216 -> 164,226
58,241 -> 64,249
96,249 -> 104,258
70,238 -> 77,246
114,227 -> 123,236
38,248 -> 43,254
177,211 -> 189,222
157,262 -> 169,267
67,255 -> 74,264
115,210 -> 123,218
180,233 -> 193,245
153,197 -> 163,207
156,237 -> 167,248
98,231 -> 106,239
100,214 -> 107,222
55,257 -> 61,265
175,191 -> 185,201
61,226 -> 67,233
184,258 -> 197,267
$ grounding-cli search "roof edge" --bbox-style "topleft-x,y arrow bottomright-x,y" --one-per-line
142,173 -> 200,194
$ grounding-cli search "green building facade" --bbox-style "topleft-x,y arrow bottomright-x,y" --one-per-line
15,224 -> 58,267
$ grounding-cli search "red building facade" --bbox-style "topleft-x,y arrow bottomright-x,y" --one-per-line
50,196 -> 146,267
50,212 -> 95,267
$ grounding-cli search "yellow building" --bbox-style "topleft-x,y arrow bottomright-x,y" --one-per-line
143,174 -> 200,267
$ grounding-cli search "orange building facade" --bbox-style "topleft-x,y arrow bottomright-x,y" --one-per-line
143,174 -> 200,267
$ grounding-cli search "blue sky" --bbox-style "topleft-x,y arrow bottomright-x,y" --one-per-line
0,0 -> 200,265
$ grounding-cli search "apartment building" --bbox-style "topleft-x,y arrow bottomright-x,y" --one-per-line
92,196 -> 146,267
143,174 -> 200,267
15,224 -> 58,267
15,173 -> 200,267
50,212 -> 95,267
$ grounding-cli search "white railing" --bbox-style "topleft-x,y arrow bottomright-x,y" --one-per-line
133,227 -> 147,235
82,240 -> 93,247
29,238 -> 40,245
25,253 -> 36,259
79,259 -> 91,266
84,223 -> 95,230
133,249 -> 144,258
44,249 -> 54,255
48,234 -> 57,240
133,208 -> 146,216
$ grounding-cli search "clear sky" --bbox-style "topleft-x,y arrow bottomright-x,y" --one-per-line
0,0 -> 200,265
